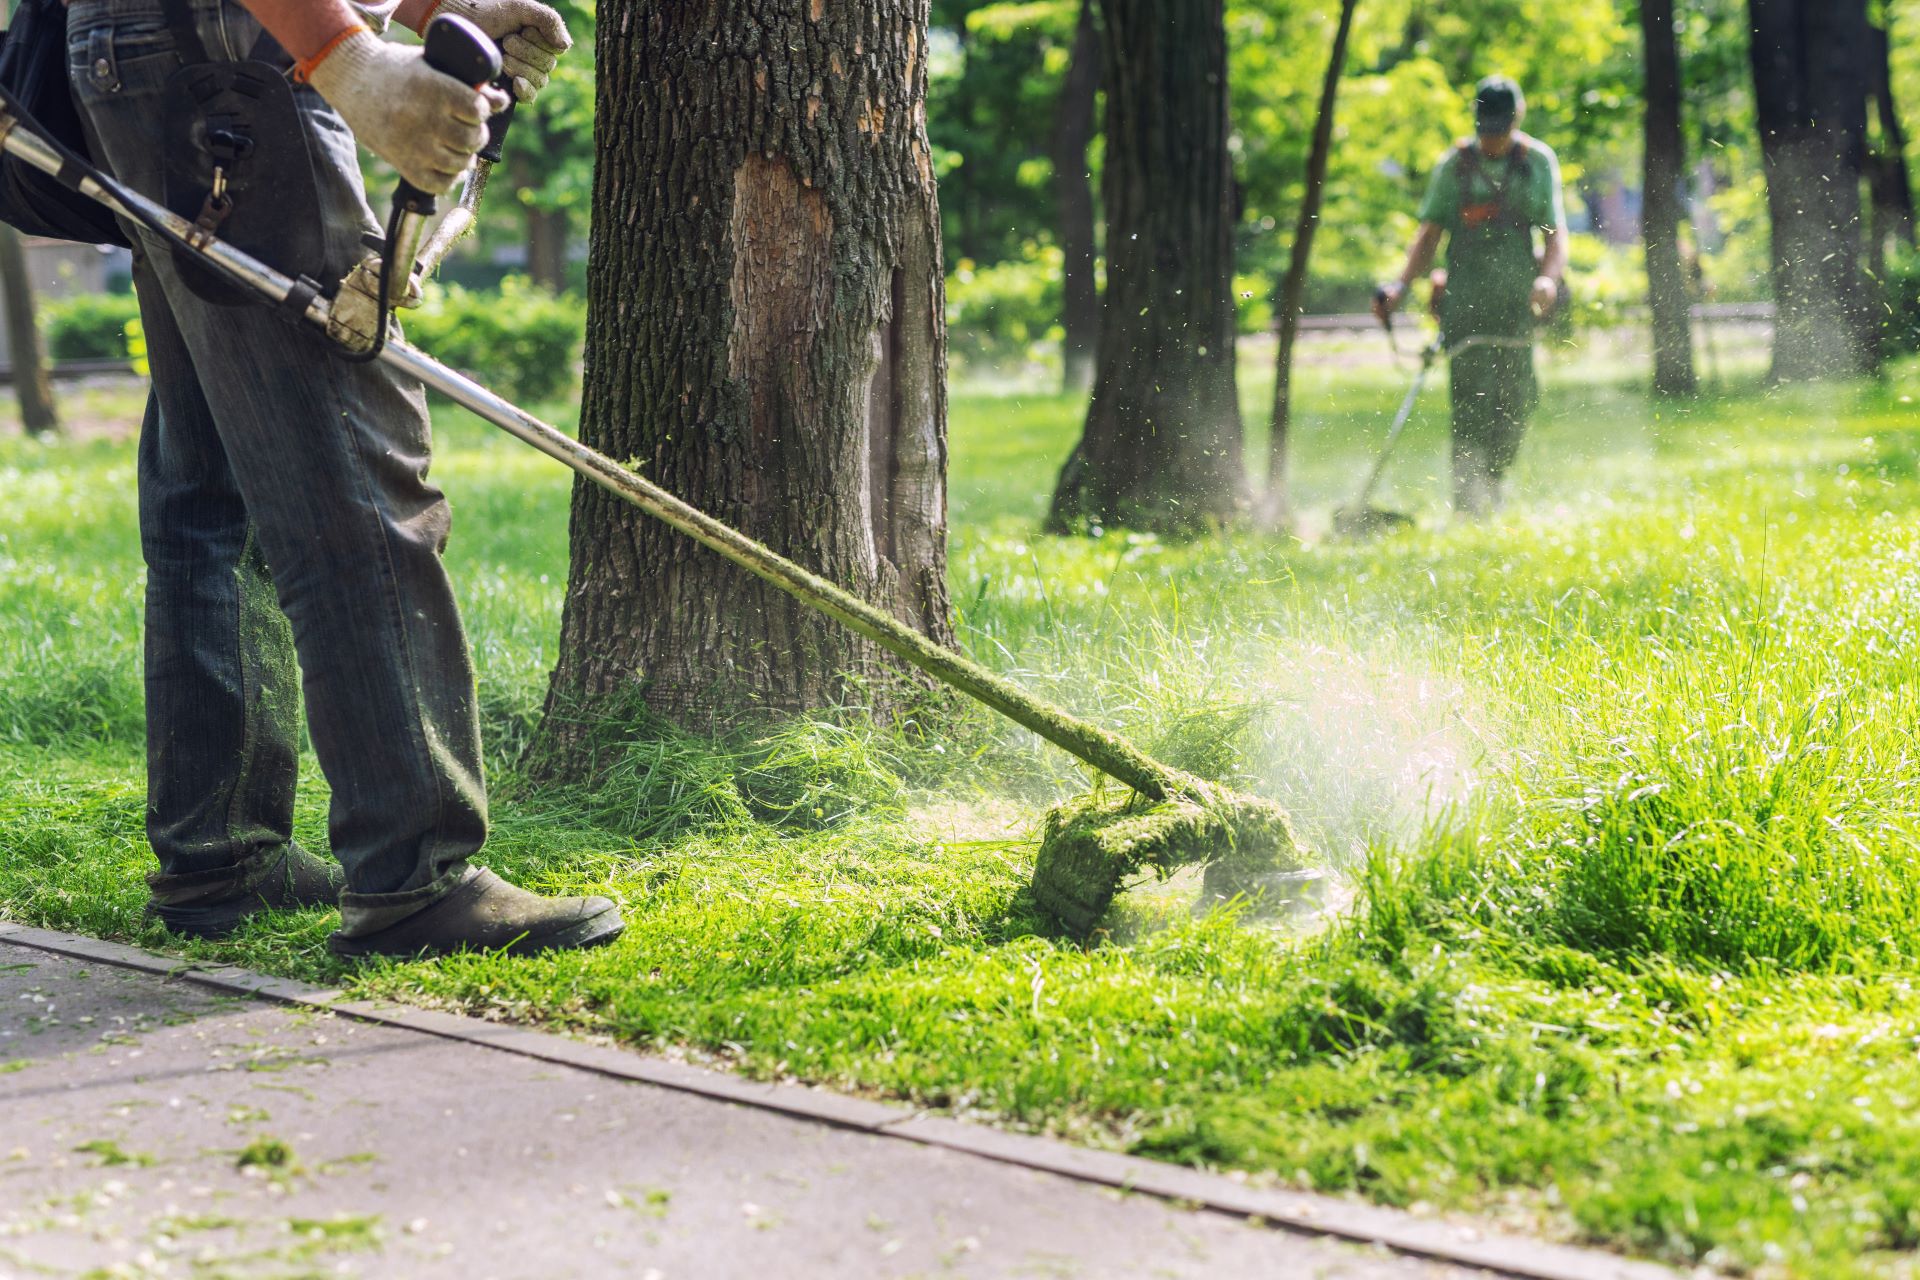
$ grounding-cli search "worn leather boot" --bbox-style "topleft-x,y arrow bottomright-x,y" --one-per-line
146,843 -> 345,939
328,867 -> 624,960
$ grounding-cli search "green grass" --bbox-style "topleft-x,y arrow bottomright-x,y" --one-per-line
6,347 -> 1920,1275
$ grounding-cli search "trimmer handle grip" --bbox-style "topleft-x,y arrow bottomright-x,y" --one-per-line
423,14 -> 503,87
479,94 -> 515,165
1372,282 -> 1400,333
422,13 -> 515,166
396,15 -> 506,212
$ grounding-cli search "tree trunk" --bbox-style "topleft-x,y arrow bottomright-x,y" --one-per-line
0,227 -> 57,438
512,137 -> 571,292
1050,0 -> 1100,396
530,0 -> 953,758
1866,19 -> 1915,276
1259,0 -> 1357,530
1642,0 -> 1697,398
1748,0 -> 1877,379
1046,0 -> 1243,535
952,25 -> 979,264
526,206 -> 569,292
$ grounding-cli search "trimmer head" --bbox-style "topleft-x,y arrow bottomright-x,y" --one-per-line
1330,505 -> 1417,540
1030,781 -> 1310,940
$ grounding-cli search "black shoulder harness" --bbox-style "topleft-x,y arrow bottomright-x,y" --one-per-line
1453,137 -> 1534,232
159,0 -> 327,306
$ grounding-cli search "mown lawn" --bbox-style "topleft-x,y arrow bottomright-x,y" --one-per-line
6,344 -> 1920,1277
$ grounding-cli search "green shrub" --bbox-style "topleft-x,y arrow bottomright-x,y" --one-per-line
1561,236 -> 1647,332
43,292 -> 142,361
1233,272 -> 1272,335
946,242 -> 1065,367
401,278 -> 583,404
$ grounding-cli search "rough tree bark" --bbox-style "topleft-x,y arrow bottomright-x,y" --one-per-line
1867,18 -> 1916,275
1748,0 -> 1877,379
1046,0 -> 1243,535
0,227 -> 58,438
1642,0 -> 1697,398
1258,0 -> 1358,531
530,0 -> 953,758
1050,0 -> 1100,396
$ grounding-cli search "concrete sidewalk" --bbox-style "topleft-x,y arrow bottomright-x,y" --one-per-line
0,933 -> 1668,1280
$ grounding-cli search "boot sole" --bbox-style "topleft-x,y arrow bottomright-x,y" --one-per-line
148,901 -> 256,940
326,903 -> 627,961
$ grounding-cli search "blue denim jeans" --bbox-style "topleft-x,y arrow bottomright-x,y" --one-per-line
67,0 -> 488,926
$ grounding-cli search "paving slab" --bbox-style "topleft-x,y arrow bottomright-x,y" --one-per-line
0,936 -> 1654,1280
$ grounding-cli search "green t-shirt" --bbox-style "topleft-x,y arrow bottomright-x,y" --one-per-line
1416,133 -> 1566,338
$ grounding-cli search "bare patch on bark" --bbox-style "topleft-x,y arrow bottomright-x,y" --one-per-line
727,154 -> 835,468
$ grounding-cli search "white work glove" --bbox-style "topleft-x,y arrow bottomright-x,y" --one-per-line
420,0 -> 572,104
1530,274 -> 1560,317
305,29 -> 510,193
327,256 -> 424,354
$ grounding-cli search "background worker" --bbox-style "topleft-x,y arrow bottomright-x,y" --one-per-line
1373,75 -> 1568,518
69,0 -> 625,957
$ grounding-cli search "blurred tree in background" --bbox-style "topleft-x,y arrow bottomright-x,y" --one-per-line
1640,0 -> 1698,398
1046,0 -> 1245,535
1257,0 -> 1358,534
1050,0 -> 1101,393
1867,2 -> 1917,276
495,0 -> 596,291
930,0 -> 1072,267
1748,0 -> 1877,379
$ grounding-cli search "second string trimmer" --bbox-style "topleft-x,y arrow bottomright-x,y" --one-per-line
0,33 -> 1310,941
1331,306 -> 1440,540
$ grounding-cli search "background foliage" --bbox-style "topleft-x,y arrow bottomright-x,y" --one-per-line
412,0 -> 1920,371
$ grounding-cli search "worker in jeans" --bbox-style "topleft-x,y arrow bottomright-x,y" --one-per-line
1373,76 -> 1568,518
69,0 -> 624,957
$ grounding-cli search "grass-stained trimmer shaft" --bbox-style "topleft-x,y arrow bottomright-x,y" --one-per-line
389,352 -> 1311,936
0,99 -> 1308,940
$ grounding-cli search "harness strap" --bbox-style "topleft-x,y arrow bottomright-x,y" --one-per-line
1456,137 -> 1533,231
157,1 -> 295,71
158,0 -> 213,66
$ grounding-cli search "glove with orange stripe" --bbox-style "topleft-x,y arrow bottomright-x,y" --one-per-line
302,27 -> 510,193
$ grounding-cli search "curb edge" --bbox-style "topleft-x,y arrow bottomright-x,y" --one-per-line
0,921 -> 1681,1280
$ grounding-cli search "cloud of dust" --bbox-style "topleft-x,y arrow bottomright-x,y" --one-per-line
1245,643 -> 1504,870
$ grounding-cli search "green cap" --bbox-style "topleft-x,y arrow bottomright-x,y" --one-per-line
1475,75 -> 1524,133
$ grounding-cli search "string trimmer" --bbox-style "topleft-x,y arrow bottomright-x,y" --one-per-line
1332,300 -> 1535,540
0,20 -> 1309,940
1331,306 -> 1434,539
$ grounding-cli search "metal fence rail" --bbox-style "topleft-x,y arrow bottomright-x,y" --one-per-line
0,357 -> 137,383
1294,301 -> 1775,333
